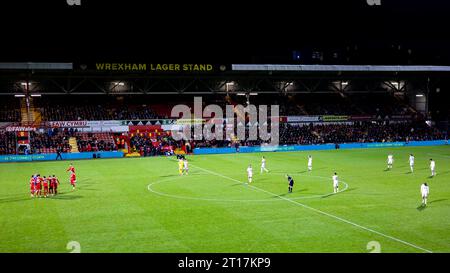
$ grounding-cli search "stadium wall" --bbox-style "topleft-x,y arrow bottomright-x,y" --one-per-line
193,140 -> 448,155
0,151 -> 124,163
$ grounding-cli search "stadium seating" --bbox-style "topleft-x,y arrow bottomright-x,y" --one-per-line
0,98 -> 21,122
0,94 -> 447,156
0,132 -> 17,155
76,132 -> 117,152
29,130 -> 72,154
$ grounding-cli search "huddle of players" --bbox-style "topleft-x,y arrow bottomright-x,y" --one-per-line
30,163 -> 77,198
387,153 -> 434,206
30,174 -> 60,198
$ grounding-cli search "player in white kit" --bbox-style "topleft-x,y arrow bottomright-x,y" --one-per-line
247,164 -> 253,183
332,172 -> 339,193
183,159 -> 189,175
387,154 -> 394,170
429,159 -> 436,177
409,154 -> 415,173
307,155 -> 313,171
420,183 -> 429,206
260,156 -> 269,173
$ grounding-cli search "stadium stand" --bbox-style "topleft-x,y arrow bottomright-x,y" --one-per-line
0,91 -> 447,155
29,129 -> 72,154
0,131 -> 17,155
0,98 -> 21,122
279,121 -> 445,146
29,93 -> 418,121
129,134 -> 179,156
76,132 -> 117,152
36,97 -> 161,121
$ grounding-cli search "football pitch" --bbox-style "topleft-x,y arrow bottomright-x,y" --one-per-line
1,146 -> 449,253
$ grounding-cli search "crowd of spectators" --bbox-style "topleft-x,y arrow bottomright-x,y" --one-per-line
5,92 -> 416,122
0,120 -> 446,155
277,121 -> 445,145
29,130 -> 72,154
0,108 -> 21,122
76,132 -> 117,152
0,131 -> 17,155
40,104 -> 161,121
1,128 -> 117,155
130,134 -> 180,156
0,99 -> 21,122
191,121 -> 446,148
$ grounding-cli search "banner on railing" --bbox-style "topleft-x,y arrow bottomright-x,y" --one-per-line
349,115 -> 376,121
287,116 -> 320,122
46,121 -> 88,128
320,115 -> 349,122
122,120 -> 176,126
6,126 -> 37,132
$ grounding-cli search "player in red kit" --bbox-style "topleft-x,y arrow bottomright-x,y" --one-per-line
49,176 -> 54,195
52,175 -> 60,195
30,175 -> 36,198
70,172 -> 77,190
49,175 -> 55,195
67,163 -> 75,174
42,176 -> 49,198
36,175 -> 43,197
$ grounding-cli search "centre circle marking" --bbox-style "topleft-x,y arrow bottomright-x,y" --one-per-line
147,173 -> 349,202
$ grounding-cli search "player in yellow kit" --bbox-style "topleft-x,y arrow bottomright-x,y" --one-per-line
178,159 -> 184,175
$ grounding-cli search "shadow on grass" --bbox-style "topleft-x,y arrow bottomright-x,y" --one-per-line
157,174 -> 180,178
0,192 -> 81,203
417,204 -> 426,211
321,193 -> 335,199
276,193 -> 290,198
0,196 -> 34,204
429,199 -> 448,204
51,195 -> 82,200
342,187 -> 358,193
271,189 -> 308,198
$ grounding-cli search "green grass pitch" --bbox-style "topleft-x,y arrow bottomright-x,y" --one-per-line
0,145 -> 449,253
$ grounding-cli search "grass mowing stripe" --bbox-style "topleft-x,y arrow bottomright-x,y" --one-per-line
191,164 -> 433,253
427,153 -> 450,159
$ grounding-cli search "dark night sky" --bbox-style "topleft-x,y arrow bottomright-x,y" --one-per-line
0,0 -> 449,63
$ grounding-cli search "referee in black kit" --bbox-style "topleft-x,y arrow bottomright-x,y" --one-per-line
286,174 -> 294,193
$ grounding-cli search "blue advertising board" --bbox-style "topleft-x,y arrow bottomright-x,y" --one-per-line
193,140 -> 448,155
0,151 -> 124,163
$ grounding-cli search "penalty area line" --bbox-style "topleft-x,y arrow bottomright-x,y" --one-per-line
191,164 -> 433,253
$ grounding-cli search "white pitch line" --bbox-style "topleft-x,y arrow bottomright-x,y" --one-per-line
191,164 -> 433,253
